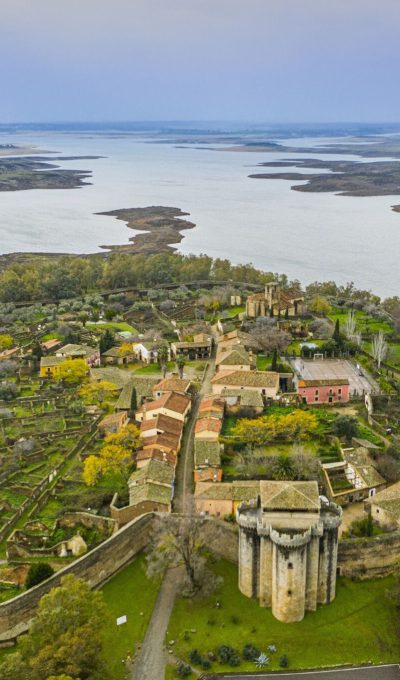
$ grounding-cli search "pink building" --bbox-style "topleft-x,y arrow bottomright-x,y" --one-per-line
298,378 -> 350,405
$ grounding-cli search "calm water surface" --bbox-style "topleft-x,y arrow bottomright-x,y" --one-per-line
0,130 -> 399,297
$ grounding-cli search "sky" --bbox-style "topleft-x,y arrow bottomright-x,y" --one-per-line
1,0 -> 400,123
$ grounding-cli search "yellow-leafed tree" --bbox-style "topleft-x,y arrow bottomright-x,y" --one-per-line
79,380 -> 117,407
57,358 -> 88,384
83,423 -> 141,486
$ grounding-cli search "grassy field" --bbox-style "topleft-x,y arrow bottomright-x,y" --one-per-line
101,554 -> 160,680
168,560 -> 399,673
87,321 -> 138,334
329,308 -> 393,335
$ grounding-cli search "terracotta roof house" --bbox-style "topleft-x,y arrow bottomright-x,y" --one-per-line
41,338 -> 62,353
194,417 -> 222,440
98,411 -> 128,435
195,480 -> 260,517
153,376 -> 191,398
365,481 -> 400,529
211,370 -> 280,399
136,391 -> 191,423
136,447 -> 177,469
198,396 -> 225,419
298,379 -> 350,405
141,432 -> 181,454
140,413 -> 183,444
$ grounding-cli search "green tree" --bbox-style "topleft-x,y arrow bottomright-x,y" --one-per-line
0,575 -> 112,680
332,415 -> 359,443
176,355 -> 186,379
26,563 -> 55,589
99,329 -> 115,355
332,318 -> 341,342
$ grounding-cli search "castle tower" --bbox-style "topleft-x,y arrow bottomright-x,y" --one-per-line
236,481 -> 342,623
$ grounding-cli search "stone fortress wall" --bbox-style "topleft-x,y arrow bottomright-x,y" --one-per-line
0,513 -> 398,644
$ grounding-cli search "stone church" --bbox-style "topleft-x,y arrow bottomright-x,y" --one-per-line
236,480 -> 342,623
246,281 -> 305,318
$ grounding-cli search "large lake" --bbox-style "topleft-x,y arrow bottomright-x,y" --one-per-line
0,129 -> 399,297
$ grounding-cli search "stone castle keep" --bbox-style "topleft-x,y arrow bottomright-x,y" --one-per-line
236,481 -> 342,623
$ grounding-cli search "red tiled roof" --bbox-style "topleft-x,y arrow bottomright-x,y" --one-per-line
195,418 -> 222,434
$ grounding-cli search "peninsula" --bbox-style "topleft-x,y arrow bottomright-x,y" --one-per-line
0,155 -> 102,191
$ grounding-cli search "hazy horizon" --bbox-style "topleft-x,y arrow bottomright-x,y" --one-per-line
1,0 -> 400,123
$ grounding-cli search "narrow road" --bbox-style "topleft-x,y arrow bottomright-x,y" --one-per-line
173,337 -> 216,512
131,566 -> 183,680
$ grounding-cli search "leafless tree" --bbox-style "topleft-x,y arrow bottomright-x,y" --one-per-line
145,511 -> 223,597
372,331 -> 388,369
344,310 -> 357,339
248,326 -> 291,354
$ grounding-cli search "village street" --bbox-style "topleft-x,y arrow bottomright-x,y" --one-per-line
132,333 -> 216,678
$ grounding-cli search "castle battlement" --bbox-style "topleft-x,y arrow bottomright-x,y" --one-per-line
270,527 -> 311,548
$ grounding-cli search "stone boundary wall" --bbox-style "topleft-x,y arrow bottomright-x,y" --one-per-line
338,529 -> 400,578
0,512 -> 154,643
0,513 -> 398,645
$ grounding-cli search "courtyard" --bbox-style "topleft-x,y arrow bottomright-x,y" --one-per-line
291,358 -> 376,396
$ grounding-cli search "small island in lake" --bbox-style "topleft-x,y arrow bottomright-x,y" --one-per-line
97,206 -> 196,255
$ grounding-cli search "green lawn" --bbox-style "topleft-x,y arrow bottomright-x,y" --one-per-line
101,554 -> 160,680
87,321 -> 137,334
329,308 -> 393,335
168,560 -> 399,673
132,361 -> 174,375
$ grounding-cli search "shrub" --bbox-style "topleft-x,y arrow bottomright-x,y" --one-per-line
242,643 -> 261,660
176,662 -> 192,678
217,645 -> 240,666
279,654 -> 289,668
189,649 -> 202,665
25,563 -> 55,589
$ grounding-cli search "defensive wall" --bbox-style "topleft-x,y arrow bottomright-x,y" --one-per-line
0,515 -> 398,644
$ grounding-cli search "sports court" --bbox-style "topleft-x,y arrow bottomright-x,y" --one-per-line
292,358 -> 376,396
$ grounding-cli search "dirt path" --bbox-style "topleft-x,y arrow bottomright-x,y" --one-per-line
131,566 -> 183,680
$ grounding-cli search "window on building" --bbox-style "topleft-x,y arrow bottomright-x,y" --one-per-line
338,388 -> 342,395
315,396 -> 319,402
288,562 -> 293,569
287,590 -> 292,596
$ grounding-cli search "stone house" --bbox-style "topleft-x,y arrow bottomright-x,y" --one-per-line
101,346 -> 135,366
215,347 -> 253,373
41,338 -> 63,354
98,411 -> 128,435
298,378 -> 350,405
211,369 -> 280,399
237,481 -> 341,622
132,341 -> 166,364
322,447 -> 386,505
39,356 -> 67,379
221,388 -> 264,415
194,440 -> 222,483
140,413 -> 183,450
198,395 -> 225,420
170,334 -> 212,360
195,480 -> 260,517
56,343 -> 100,368
365,481 -> 400,529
